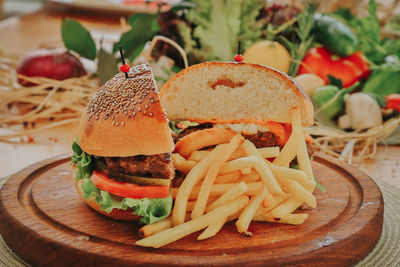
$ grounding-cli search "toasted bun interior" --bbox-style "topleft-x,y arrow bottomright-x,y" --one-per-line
74,175 -> 139,221
78,63 -> 174,157
160,62 -> 313,126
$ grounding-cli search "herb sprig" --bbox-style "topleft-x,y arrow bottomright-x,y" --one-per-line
279,0 -> 318,76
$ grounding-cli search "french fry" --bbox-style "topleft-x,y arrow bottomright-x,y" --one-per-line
174,128 -> 236,158
242,140 -> 284,194
206,181 -> 248,212
172,153 -> 197,174
263,193 -> 288,210
291,108 -> 314,185
261,186 -> 275,208
173,182 -> 263,200
197,219 -> 226,240
188,150 -> 210,162
272,131 -> 299,167
230,146 -> 279,160
269,198 -> 303,220
219,156 -> 258,174
192,134 -> 244,219
187,197 -> 218,212
139,217 -> 172,238
172,145 -> 225,226
267,162 -> 314,191
236,186 -> 268,233
214,171 -> 240,184
136,196 -> 249,248
229,145 -> 247,160
240,170 -> 260,183
139,214 -> 192,238
253,213 -> 309,225
284,180 -> 317,208
198,208 -> 245,241
258,146 -> 280,158
242,140 -> 284,195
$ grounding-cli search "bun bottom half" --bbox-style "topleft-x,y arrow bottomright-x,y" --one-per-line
74,176 -> 140,221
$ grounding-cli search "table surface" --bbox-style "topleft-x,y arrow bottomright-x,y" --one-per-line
0,8 -> 399,188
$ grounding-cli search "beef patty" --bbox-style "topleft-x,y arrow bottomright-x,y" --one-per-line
104,153 -> 174,180
243,132 -> 279,148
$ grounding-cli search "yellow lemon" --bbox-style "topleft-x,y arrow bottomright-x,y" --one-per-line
243,40 -> 291,73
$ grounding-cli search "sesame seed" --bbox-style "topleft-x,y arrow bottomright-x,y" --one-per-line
143,110 -> 147,115
145,104 -> 149,109
122,121 -> 125,126
149,112 -> 153,117
84,63 -> 153,120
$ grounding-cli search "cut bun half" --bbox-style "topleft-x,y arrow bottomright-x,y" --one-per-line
160,62 -> 313,126
78,63 -> 174,157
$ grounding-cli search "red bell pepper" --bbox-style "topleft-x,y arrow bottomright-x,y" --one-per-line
385,94 -> 400,112
298,47 -> 370,87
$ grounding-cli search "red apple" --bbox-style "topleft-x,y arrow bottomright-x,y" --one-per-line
16,49 -> 87,86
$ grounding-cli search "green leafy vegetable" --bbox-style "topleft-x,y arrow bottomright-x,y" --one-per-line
314,177 -> 327,193
328,75 -> 343,88
290,163 -> 326,192
335,0 -> 399,64
123,196 -> 173,225
168,120 -> 199,135
97,47 -> 118,85
113,14 -> 160,61
184,0 -> 264,61
61,17 -> 97,60
71,138 -> 94,180
290,163 -> 299,170
384,16 -> 400,34
362,55 -> 400,97
279,0 -> 318,76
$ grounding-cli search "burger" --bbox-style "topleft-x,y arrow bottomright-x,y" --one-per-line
159,62 -> 313,152
71,63 -> 175,224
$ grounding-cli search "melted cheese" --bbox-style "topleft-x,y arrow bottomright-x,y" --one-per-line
213,123 -> 270,135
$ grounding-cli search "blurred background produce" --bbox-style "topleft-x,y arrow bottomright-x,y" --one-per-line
0,0 -> 399,163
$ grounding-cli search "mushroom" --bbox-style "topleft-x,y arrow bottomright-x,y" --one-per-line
340,93 -> 383,130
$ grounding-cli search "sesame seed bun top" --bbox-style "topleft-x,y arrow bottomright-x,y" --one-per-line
78,63 -> 174,157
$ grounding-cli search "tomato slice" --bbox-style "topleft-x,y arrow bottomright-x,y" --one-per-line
266,122 -> 292,146
91,171 -> 170,199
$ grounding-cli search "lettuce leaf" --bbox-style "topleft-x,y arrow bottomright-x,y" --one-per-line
123,196 -> 173,225
81,177 -> 172,224
71,138 -> 94,180
71,139 -> 172,224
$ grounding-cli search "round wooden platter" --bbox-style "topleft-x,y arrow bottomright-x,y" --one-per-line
0,154 -> 383,267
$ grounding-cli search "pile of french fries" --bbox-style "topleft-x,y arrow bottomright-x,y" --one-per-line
136,108 -> 317,248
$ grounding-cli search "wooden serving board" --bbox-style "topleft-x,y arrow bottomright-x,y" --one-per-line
0,154 -> 383,267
